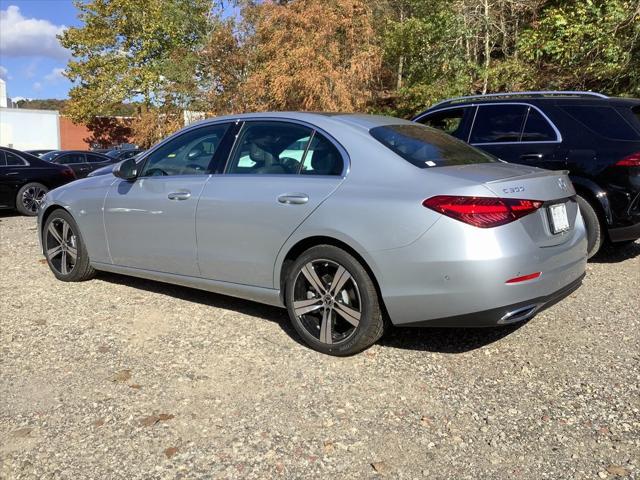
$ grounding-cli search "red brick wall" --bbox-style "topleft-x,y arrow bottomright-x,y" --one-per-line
59,116 -> 91,150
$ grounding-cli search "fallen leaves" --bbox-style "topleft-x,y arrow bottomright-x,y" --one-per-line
606,465 -> 630,477
139,413 -> 175,427
94,418 -> 105,427
11,428 -> 32,438
164,447 -> 179,458
109,369 -> 131,383
371,461 -> 390,475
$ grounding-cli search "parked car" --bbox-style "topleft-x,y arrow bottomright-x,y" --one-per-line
41,150 -> 117,179
105,149 -> 144,161
38,113 -> 586,355
0,147 -> 76,216
413,91 -> 640,258
25,149 -> 55,157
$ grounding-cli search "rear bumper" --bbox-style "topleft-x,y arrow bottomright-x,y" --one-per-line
402,273 -> 584,327
608,222 -> 640,242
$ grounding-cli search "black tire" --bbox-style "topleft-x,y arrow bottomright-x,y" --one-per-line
15,182 -> 48,216
577,195 -> 604,259
42,209 -> 95,282
285,245 -> 384,356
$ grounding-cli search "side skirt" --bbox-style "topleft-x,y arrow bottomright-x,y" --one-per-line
91,262 -> 284,308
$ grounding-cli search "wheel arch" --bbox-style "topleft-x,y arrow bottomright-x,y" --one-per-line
570,176 -> 612,226
277,235 -> 387,317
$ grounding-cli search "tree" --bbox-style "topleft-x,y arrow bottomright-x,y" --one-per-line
59,0 -> 214,123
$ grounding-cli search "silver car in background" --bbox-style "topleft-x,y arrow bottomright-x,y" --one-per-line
38,113 -> 587,355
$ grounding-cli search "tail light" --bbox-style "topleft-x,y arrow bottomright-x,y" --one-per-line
615,152 -> 640,167
61,166 -> 76,180
423,195 -> 543,228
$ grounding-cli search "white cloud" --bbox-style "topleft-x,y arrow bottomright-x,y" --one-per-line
32,81 -> 43,92
0,5 -> 69,59
0,65 -> 8,80
44,67 -> 66,83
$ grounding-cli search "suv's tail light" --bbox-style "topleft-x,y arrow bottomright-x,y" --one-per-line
423,195 -> 543,228
61,166 -> 76,180
615,152 -> 640,167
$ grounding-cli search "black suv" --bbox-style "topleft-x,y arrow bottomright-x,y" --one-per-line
413,91 -> 640,257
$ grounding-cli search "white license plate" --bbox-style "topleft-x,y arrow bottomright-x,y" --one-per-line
549,203 -> 570,234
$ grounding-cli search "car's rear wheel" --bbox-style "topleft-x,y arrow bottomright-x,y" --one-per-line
43,209 -> 95,282
16,182 -> 48,216
576,195 -> 604,259
285,245 -> 384,356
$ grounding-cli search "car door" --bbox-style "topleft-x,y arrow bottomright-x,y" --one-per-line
56,152 -> 89,178
469,104 -> 563,169
103,123 -> 232,276
0,150 -> 30,208
0,150 -> 12,207
196,120 -> 345,288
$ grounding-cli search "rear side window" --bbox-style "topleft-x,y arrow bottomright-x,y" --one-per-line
632,106 -> 640,126
0,150 -> 6,166
417,108 -> 467,139
521,108 -> 557,142
370,124 -> 496,169
5,151 -> 28,166
301,134 -> 343,175
60,153 -> 86,164
87,154 -> 107,163
470,105 -> 528,143
560,105 -> 640,141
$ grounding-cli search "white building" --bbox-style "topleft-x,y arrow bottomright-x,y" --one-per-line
0,78 -> 7,108
0,107 -> 61,150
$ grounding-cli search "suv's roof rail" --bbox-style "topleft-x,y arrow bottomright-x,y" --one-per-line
430,91 -> 608,109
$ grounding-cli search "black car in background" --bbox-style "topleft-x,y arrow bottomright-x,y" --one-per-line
41,150 -> 116,179
25,149 -> 55,158
414,91 -> 640,258
105,148 -> 144,161
0,147 -> 76,216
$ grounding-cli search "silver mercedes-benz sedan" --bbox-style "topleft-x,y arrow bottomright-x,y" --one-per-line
38,112 -> 587,355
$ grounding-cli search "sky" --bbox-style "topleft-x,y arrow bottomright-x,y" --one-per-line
0,0 -> 79,100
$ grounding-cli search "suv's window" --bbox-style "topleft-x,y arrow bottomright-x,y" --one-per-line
370,124 -> 496,168
227,122 -> 313,174
0,150 -> 6,166
521,108 -> 557,142
59,153 -> 86,164
470,105 -> 527,143
140,124 -> 229,176
417,108 -> 467,139
301,134 -> 343,175
87,154 -> 107,163
5,151 -> 28,166
560,105 -> 640,141
633,106 -> 640,125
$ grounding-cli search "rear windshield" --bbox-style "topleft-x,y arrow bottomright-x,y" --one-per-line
560,105 -> 640,141
369,124 -> 496,168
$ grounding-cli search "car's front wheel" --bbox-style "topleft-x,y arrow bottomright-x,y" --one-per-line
16,182 -> 48,216
43,209 -> 95,282
285,245 -> 385,356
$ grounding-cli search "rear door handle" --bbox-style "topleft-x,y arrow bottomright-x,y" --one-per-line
520,153 -> 544,160
168,190 -> 191,200
277,193 -> 309,205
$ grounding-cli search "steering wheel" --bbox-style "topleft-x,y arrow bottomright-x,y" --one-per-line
183,163 -> 206,174
145,168 -> 168,176
280,157 -> 300,173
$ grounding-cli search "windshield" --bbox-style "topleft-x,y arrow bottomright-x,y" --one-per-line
41,151 -> 62,162
105,150 -> 120,158
370,124 -> 496,168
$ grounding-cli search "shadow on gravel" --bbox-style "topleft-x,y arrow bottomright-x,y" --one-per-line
0,210 -> 22,219
379,323 -> 525,354
95,271 -> 302,343
590,241 -> 640,264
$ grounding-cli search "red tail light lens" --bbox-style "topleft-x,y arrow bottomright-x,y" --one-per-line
615,152 -> 640,167
423,195 -> 543,228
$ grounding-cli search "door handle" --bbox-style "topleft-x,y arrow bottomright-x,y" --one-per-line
168,191 -> 191,200
277,193 -> 309,205
520,153 -> 544,160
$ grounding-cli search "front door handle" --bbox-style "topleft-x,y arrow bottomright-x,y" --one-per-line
520,153 -> 544,161
168,190 -> 191,201
277,193 -> 309,205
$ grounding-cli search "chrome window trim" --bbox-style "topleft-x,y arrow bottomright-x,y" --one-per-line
419,102 -> 562,145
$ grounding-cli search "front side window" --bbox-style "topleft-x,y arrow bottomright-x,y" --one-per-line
417,108 -> 467,139
58,153 -> 86,164
140,124 -> 229,177
470,105 -> 528,143
370,123 -> 496,169
521,108 -> 557,142
227,122 -> 313,175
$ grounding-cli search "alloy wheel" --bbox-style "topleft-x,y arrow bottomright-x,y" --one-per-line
292,259 -> 362,345
45,218 -> 78,275
22,185 -> 46,214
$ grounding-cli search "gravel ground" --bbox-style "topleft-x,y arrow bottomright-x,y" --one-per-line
1,212 -> 639,480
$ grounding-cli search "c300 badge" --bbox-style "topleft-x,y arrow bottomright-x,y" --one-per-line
503,186 -> 525,194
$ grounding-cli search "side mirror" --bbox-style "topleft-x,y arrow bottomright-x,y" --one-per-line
113,158 -> 138,181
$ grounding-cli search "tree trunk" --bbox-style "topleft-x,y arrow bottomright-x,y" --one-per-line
482,0 -> 491,94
